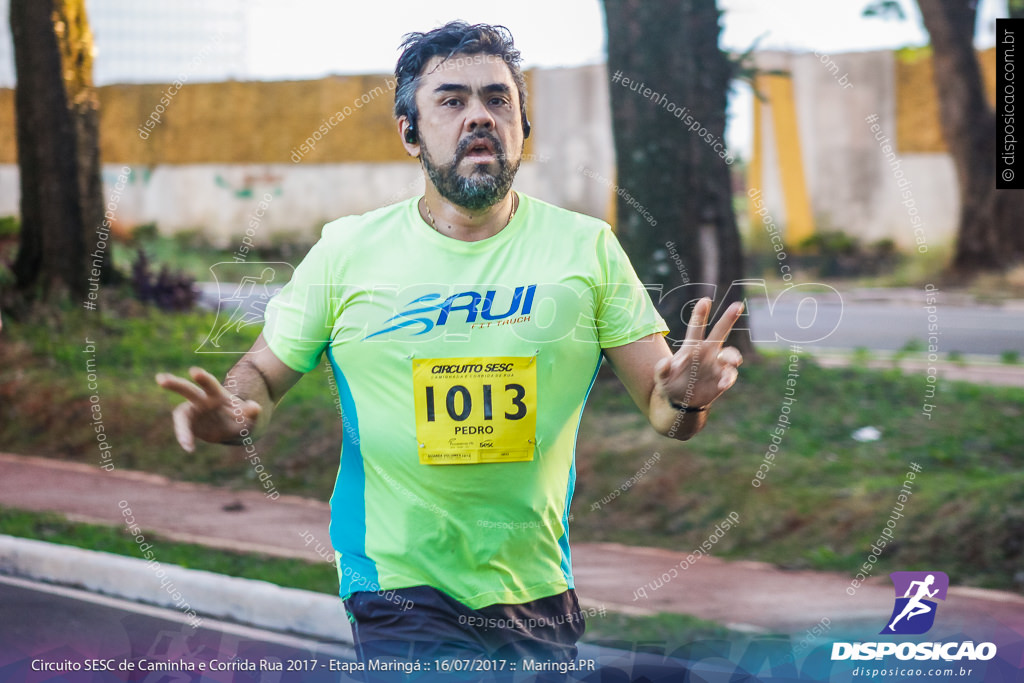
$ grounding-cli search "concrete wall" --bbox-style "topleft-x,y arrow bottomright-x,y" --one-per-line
22,157 -> 596,249
750,47 -> 995,250
0,66 -> 619,246
0,50 -> 994,250
527,64 -> 615,218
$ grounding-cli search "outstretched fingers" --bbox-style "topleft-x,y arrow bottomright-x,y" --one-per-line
682,298 -> 712,346
155,372 -> 208,405
189,366 -> 234,403
706,301 -> 745,346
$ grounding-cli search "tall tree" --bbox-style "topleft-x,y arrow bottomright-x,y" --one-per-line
602,0 -> 752,354
9,0 -> 106,309
918,0 -> 1024,272
867,0 -> 1024,273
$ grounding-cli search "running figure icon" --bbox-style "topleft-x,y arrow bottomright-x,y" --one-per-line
888,574 -> 938,631
207,267 -> 277,348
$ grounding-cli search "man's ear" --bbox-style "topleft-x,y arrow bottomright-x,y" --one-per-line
398,116 -> 420,157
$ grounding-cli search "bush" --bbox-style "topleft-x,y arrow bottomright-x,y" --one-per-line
795,231 -> 903,277
131,248 -> 199,311
171,228 -> 212,250
129,222 -> 159,243
0,216 -> 19,240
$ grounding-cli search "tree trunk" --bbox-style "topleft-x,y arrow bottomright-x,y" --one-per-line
602,0 -> 752,355
9,0 -> 106,309
917,0 -> 1024,273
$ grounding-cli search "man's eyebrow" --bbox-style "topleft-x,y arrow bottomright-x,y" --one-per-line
432,83 -> 469,96
481,83 -> 512,96
432,83 -> 512,96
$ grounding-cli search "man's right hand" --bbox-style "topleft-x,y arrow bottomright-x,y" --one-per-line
156,367 -> 262,453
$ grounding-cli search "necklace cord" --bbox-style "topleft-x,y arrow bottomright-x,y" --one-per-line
425,194 -> 516,234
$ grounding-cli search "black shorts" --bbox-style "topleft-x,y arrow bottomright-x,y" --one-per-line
343,585 -> 586,682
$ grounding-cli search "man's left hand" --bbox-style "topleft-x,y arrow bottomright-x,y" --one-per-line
654,297 -> 744,411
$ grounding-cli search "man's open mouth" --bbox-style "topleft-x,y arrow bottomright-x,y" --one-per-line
462,137 -> 497,163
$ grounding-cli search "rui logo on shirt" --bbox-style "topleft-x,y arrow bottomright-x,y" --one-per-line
364,285 -> 537,340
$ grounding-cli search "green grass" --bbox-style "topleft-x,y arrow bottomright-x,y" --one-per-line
580,611 -> 745,647
0,506 -> 338,594
2,312 -> 1023,594
0,308 -> 344,495
849,346 -> 873,366
571,350 -> 1024,591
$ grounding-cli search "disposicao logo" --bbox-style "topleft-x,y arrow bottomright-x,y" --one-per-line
881,571 -> 948,635
831,571 -> 997,663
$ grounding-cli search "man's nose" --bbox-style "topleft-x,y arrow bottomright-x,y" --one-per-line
464,98 -> 495,133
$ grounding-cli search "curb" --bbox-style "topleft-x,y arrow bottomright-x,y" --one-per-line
0,534 -> 353,644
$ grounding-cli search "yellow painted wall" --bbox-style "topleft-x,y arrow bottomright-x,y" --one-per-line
749,78 -> 763,205
746,46 -> 998,244
0,70 -> 535,164
0,89 -> 14,163
750,73 -> 815,245
896,46 -> 996,153
104,75 -> 406,164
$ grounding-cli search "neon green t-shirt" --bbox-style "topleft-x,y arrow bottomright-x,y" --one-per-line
263,193 -> 667,609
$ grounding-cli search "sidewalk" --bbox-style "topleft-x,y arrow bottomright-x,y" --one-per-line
2,452 -> 1023,641
807,351 -> 1024,387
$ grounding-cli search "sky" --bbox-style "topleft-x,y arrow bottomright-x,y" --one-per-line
243,0 -> 1003,78
0,0 -> 1006,158
241,0 -> 1005,157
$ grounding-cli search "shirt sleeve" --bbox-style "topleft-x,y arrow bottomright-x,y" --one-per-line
594,226 -> 669,349
262,235 -> 339,373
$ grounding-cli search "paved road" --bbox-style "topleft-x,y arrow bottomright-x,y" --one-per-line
747,292 -> 1024,355
0,576 -> 750,683
0,576 -> 356,683
3,574 -> 1019,683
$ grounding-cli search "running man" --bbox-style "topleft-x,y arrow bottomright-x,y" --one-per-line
156,21 -> 744,673
888,574 -> 939,631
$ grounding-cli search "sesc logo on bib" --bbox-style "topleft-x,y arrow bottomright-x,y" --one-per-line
412,356 -> 537,465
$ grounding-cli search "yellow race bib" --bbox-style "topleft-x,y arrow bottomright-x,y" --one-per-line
412,356 -> 537,465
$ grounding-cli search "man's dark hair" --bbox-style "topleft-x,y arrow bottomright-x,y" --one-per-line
394,21 -> 529,138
